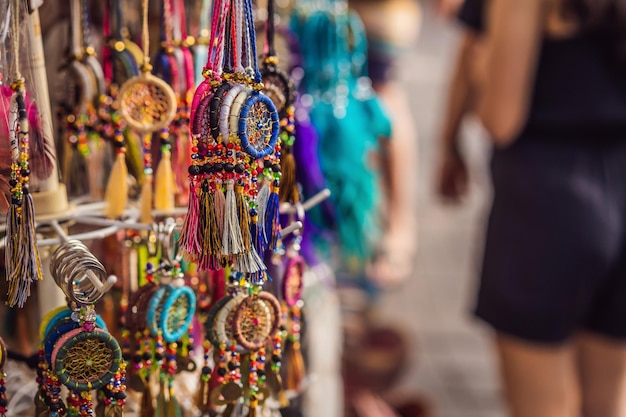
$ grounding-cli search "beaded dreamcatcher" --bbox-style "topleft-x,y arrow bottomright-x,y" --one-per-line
36,305 -> 125,417
117,0 -> 177,224
3,0 -> 43,308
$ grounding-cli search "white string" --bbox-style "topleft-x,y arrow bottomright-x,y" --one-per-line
235,0 -> 244,73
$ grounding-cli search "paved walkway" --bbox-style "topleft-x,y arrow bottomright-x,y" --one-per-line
376,4 -> 506,417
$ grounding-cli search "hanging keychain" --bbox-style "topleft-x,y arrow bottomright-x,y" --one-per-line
4,0 -> 43,308
117,0 -> 177,223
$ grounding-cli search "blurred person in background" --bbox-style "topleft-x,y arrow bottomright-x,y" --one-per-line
438,0 -> 626,416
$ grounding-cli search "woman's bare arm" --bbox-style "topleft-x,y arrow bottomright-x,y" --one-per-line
476,0 -> 545,145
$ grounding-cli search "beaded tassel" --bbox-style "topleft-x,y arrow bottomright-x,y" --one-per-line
5,78 -> 43,308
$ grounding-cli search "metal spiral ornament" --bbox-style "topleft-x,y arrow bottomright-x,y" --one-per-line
49,239 -> 109,304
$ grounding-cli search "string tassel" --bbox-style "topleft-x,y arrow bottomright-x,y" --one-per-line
256,182 -> 270,248
214,182 -> 226,234
104,149 -> 129,218
199,181 -> 221,271
178,181 -> 202,261
264,184 -> 280,251
279,149 -> 298,203
222,180 -> 244,255
154,134 -> 175,212
66,140 -> 90,197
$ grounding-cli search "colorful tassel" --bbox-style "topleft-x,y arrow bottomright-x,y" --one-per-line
199,181 -> 222,271
104,141 -> 129,218
154,131 -> 175,212
264,183 -> 280,251
214,182 -> 226,234
178,181 -> 202,261
222,180 -> 245,255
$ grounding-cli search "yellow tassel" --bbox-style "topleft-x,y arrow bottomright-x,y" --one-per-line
104,151 -> 129,218
154,148 -> 175,212
140,174 -> 153,224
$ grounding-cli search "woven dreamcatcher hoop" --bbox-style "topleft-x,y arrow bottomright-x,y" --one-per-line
233,291 -> 282,351
52,327 -> 122,391
117,0 -> 176,132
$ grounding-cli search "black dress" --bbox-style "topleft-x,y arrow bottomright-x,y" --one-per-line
459,0 -> 626,343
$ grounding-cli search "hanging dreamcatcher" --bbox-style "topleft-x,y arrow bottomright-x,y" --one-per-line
117,0 -> 177,224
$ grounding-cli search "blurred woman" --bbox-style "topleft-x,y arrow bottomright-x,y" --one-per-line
450,0 -> 626,416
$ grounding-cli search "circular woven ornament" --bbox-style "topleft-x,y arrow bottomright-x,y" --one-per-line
237,92 -> 280,159
52,327 -> 122,391
219,84 -> 245,143
209,83 -> 233,140
204,296 -> 233,348
147,285 -> 172,337
159,285 -> 197,343
214,295 -> 246,349
117,72 -> 177,132
233,292 -> 281,351
282,256 -> 305,307
261,68 -> 295,116
125,283 -> 158,333
229,87 -> 252,139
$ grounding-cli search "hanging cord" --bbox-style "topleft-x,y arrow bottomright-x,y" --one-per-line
265,0 -> 276,58
243,0 -> 262,84
141,0 -> 152,71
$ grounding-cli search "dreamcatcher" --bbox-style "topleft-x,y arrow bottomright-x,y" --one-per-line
117,0 -> 177,224
36,305 -> 124,417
